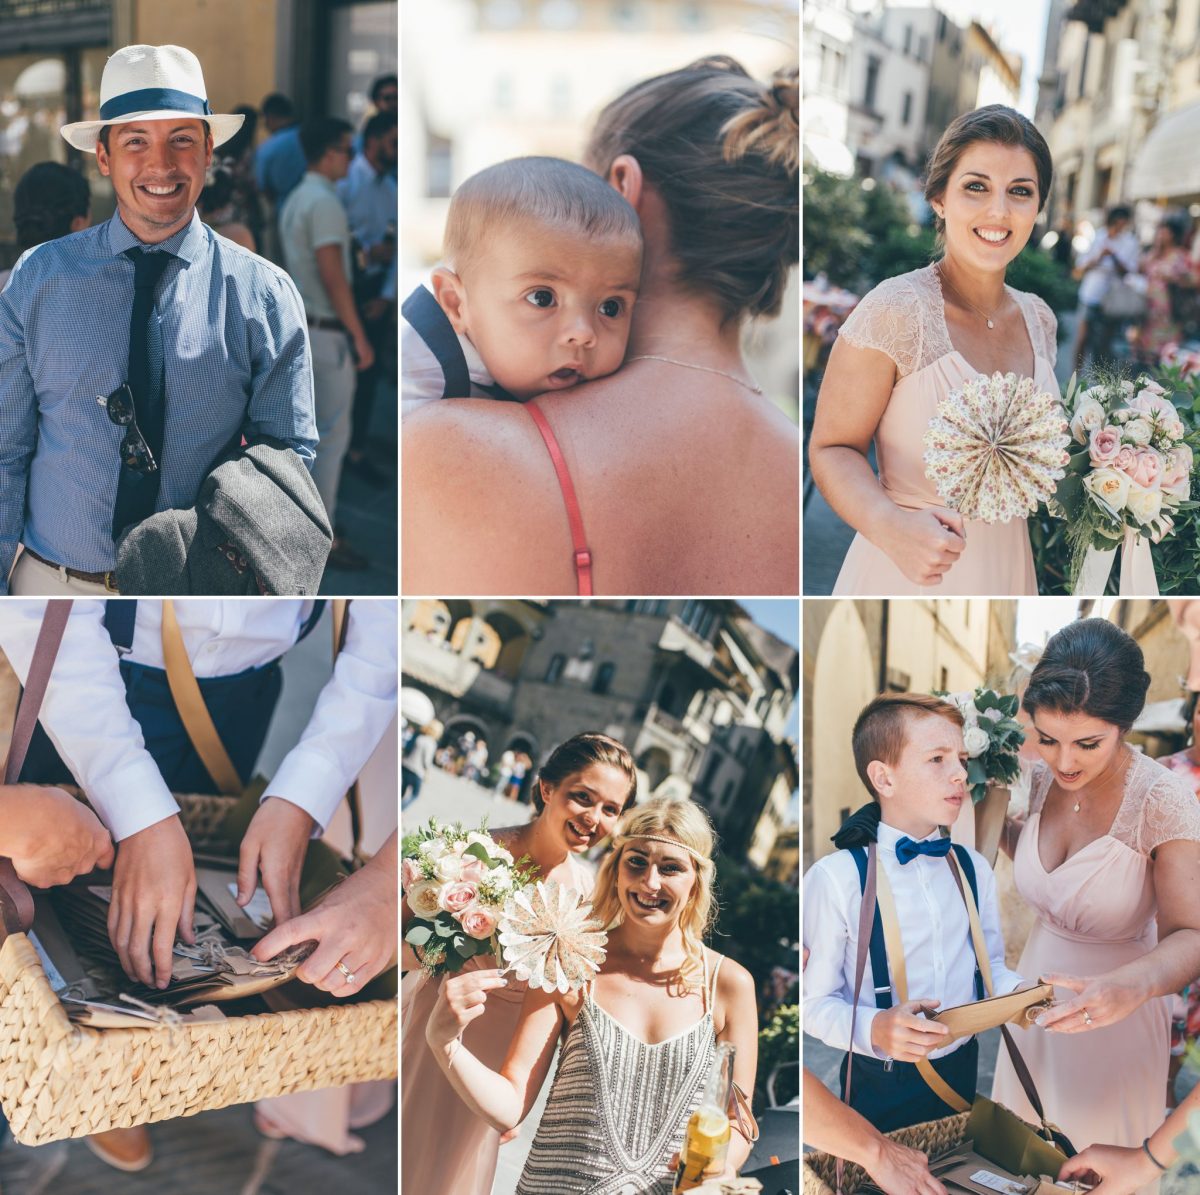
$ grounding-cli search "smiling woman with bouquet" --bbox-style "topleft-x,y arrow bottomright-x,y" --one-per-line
810,105 -> 1063,595
400,733 -> 635,1195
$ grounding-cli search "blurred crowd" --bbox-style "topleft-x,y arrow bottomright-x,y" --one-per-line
0,74 -> 398,571
401,720 -> 537,809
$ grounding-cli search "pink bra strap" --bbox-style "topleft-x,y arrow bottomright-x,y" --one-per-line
526,401 -> 593,596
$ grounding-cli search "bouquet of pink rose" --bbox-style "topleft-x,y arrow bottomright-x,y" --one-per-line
401,818 -> 538,976
1051,371 -> 1198,592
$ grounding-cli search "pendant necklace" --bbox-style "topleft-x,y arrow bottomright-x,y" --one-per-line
936,263 -> 1002,330
625,355 -> 763,394
1072,747 -> 1131,813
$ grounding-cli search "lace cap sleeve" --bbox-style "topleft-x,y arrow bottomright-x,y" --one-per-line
836,273 -> 924,378
1028,761 -> 1053,816
1136,762 -> 1200,854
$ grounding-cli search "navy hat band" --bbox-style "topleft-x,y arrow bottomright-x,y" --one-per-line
99,87 -> 212,121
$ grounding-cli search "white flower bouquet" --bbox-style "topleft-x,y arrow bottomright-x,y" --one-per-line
939,688 -> 1025,803
401,819 -> 538,976
1051,372 -> 1198,590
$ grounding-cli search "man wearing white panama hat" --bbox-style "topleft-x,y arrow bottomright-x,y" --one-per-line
0,44 -> 318,596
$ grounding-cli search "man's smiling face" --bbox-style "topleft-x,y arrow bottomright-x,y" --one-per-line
96,119 -> 213,243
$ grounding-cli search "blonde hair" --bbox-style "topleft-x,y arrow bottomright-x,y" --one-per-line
584,55 -> 798,322
591,797 -> 717,992
443,155 -> 642,276
422,719 -> 443,738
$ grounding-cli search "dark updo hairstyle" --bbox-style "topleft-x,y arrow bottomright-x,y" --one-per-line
584,55 -> 798,323
532,732 -> 637,815
1022,619 -> 1150,733
13,161 -> 90,252
924,104 -> 1053,246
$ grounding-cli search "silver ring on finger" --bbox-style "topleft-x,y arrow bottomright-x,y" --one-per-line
335,960 -> 357,986
1081,1008 -> 1093,1026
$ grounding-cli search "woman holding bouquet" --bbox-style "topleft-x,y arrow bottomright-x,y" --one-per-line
401,733 -> 636,1195
425,797 -> 759,1194
992,620 -> 1200,1192
810,105 -> 1059,595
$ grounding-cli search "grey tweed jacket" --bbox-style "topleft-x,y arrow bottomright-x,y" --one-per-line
114,439 -> 332,595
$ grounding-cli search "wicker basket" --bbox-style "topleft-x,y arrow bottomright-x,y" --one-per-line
0,794 -> 397,1146
803,1112 -> 970,1195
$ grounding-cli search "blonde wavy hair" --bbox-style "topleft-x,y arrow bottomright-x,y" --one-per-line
591,797 -> 717,993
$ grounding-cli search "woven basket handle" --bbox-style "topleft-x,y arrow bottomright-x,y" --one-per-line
0,600 -> 74,939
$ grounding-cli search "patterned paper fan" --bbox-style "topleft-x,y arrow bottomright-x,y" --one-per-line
922,372 -> 1071,523
497,880 -> 608,994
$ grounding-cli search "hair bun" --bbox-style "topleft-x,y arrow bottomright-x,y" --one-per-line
721,65 -> 798,176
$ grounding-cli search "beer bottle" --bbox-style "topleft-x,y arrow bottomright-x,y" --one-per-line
672,1041 -> 736,1192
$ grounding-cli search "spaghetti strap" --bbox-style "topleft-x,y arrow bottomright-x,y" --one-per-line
707,953 -> 723,1015
525,401 -> 593,596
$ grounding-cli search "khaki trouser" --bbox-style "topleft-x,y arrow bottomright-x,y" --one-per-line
9,550 -> 114,595
309,325 -> 355,526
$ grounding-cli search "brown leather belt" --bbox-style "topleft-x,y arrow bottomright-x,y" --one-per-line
22,547 -> 118,591
306,315 -> 345,333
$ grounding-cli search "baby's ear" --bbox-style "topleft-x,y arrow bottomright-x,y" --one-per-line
431,266 -> 469,333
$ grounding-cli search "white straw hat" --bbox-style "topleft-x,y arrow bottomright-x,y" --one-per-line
60,44 -> 244,154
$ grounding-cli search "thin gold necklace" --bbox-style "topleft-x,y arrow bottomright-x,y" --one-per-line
1070,745 -> 1131,813
626,354 -> 763,394
936,262 -> 1003,330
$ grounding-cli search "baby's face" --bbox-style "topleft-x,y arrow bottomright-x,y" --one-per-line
453,222 -> 641,400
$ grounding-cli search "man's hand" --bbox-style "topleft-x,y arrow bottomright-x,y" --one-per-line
862,1136 -> 948,1195
237,796 -> 316,927
109,815 -> 195,989
352,331 -> 375,372
869,1000 -> 951,1062
3,786 -> 114,888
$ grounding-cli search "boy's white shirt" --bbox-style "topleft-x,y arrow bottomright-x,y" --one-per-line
803,819 -> 1026,1061
400,273 -> 498,418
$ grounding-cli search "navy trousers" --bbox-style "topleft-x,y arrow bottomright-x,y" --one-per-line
19,658 -> 283,794
839,1035 -> 979,1133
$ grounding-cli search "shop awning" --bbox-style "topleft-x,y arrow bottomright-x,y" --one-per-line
1128,101 -> 1200,200
803,133 -> 855,178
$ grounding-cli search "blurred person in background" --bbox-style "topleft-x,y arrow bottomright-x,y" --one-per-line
1072,204 -> 1140,371
280,117 -> 374,571
216,103 -> 263,252
338,110 -> 397,487
1138,217 -> 1195,365
0,161 -> 91,290
256,92 -> 306,260
354,74 -> 397,166
198,164 -> 256,251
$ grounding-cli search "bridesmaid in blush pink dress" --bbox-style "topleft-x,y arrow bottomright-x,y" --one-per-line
828,264 -> 1058,595
400,733 -> 635,1195
990,620 -> 1200,1195
810,104 -> 1061,597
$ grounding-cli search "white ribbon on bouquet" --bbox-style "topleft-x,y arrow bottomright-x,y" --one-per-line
1073,526 -> 1160,596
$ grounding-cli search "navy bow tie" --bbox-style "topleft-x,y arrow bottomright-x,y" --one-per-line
895,836 -> 953,865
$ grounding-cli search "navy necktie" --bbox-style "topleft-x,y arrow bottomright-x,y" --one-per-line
895,835 -> 953,866
112,247 -> 171,540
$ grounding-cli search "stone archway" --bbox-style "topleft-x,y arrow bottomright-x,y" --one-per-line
810,602 -> 878,865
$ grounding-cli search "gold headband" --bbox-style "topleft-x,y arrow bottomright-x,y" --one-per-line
615,833 -> 708,863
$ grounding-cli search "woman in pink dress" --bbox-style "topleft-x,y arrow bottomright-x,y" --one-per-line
991,620 -> 1200,1195
1138,220 -> 1195,362
400,733 -> 637,1195
810,105 -> 1059,596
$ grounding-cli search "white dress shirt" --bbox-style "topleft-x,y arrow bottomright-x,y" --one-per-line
0,600 -> 397,841
1077,229 -> 1141,307
803,820 -> 1025,1061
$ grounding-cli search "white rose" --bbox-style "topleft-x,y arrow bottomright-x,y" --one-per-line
1084,467 -> 1131,514
1119,380 -> 1136,396
419,838 -> 449,861
488,864 -> 512,890
407,879 -> 443,919
466,831 -> 494,850
435,853 -> 464,881
963,725 -> 990,758
1125,481 -> 1163,525
1070,398 -> 1105,443
1124,418 -> 1153,445
980,707 -> 1003,723
494,846 -> 514,864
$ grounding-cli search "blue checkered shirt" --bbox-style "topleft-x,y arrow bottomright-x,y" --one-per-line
0,209 -> 317,590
